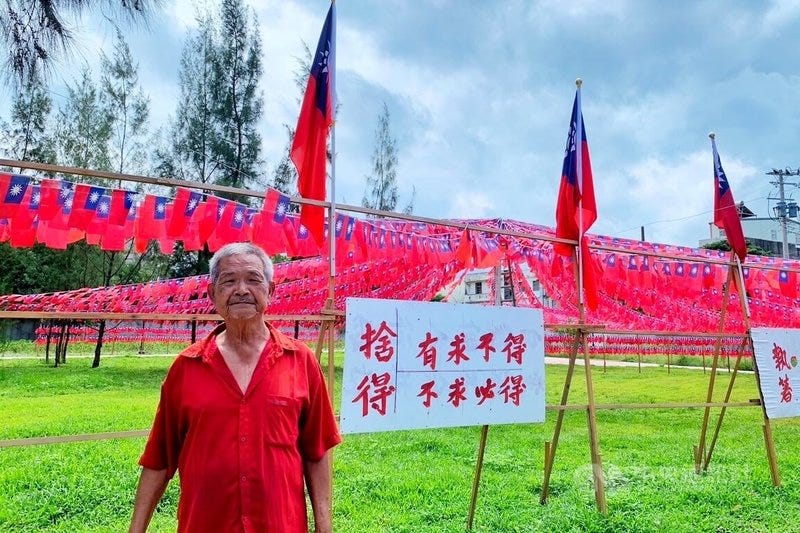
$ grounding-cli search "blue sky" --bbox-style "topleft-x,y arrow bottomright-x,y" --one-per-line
3,0 -> 800,247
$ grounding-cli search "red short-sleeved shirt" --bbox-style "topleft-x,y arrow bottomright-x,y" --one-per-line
139,322 -> 341,533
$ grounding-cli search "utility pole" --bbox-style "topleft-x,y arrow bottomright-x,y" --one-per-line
767,167 -> 800,259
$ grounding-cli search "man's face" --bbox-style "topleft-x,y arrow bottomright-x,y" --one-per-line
209,254 -> 272,322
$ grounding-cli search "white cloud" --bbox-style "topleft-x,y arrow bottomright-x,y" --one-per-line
447,191 -> 496,219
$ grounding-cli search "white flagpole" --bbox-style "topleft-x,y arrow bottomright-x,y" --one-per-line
575,78 -> 584,308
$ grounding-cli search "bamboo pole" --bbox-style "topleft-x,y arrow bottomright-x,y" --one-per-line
540,332 -> 581,504
695,252 -> 735,473
582,322 -> 607,513
467,425 -> 489,530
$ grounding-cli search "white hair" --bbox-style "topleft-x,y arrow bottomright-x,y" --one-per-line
209,243 -> 274,284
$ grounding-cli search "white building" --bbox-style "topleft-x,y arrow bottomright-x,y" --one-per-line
698,202 -> 800,258
447,265 -> 553,307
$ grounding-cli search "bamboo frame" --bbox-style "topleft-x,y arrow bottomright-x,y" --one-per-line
541,247 -> 607,513
697,256 -> 781,484
0,156 -> 794,515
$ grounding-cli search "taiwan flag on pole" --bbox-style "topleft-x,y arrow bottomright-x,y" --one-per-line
554,81 -> 599,309
710,133 -> 747,262
291,3 -> 335,247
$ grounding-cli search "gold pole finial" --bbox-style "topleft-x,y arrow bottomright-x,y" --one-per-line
575,78 -> 583,88
709,132 -> 716,140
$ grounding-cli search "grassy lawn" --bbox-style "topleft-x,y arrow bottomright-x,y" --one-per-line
1,352 -> 799,532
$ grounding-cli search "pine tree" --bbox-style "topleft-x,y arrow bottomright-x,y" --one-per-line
2,0 -> 158,84
363,103 -> 400,212
100,29 -> 150,175
55,67 -> 113,172
170,10 -> 219,185
0,70 -> 56,163
212,0 -> 264,199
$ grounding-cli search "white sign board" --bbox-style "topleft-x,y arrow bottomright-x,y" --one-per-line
751,327 -> 800,419
340,298 -> 545,434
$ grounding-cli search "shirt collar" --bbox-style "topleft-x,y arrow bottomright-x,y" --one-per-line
178,321 -> 297,362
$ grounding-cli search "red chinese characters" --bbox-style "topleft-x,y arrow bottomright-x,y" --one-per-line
417,332 -> 439,370
474,378 -> 497,406
502,333 -> 527,365
779,375 -> 793,404
447,377 -> 467,407
772,342 -> 791,372
447,332 -> 470,365
359,320 -> 398,363
499,375 -> 527,406
352,372 -> 396,416
476,332 -> 496,362
417,380 -> 438,408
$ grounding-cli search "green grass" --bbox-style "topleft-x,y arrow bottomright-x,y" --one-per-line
1,354 -> 799,532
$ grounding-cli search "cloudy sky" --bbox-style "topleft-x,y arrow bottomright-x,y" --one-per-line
4,0 -> 800,248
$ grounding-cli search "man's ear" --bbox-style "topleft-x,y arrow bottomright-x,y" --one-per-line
207,283 -> 214,300
269,281 -> 276,295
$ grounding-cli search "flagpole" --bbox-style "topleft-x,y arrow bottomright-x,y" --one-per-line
575,78 -> 584,307
328,0 -> 337,295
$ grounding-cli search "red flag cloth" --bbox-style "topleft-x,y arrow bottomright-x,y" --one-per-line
9,185 -> 38,248
167,188 -> 203,239
454,228 -> 473,268
209,201 -> 247,249
779,270 -> 798,299
291,4 -> 335,247
555,89 -> 597,256
711,136 -> 747,262
0,173 -> 32,219
38,179 -> 72,221
198,196 -> 222,244
136,195 -> 168,240
254,189 -> 290,254
554,87 -> 598,309
69,184 -> 106,231
109,189 -> 136,226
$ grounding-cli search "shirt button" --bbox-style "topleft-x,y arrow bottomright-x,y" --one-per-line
241,475 -> 247,482
240,436 -> 246,442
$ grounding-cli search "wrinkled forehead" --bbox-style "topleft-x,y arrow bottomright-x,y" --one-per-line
216,254 -> 266,277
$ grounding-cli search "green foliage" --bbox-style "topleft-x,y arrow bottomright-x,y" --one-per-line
702,239 -> 772,258
1,0 -> 159,85
1,355 -> 799,532
0,242 -> 106,295
211,0 -> 264,202
55,67 -> 113,173
362,103 -> 400,212
170,10 -> 219,185
0,70 -> 57,164
100,29 -> 150,175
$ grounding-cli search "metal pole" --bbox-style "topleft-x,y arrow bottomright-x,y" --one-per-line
778,173 -> 789,259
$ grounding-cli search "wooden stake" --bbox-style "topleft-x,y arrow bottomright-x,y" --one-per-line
540,332 -> 581,504
467,425 -> 489,530
704,337 -> 748,470
762,421 -> 781,486
582,328 -> 607,513
696,253 -> 734,473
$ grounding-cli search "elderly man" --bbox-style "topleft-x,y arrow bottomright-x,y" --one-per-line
129,242 -> 341,533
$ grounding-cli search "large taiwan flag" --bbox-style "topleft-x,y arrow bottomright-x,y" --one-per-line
291,3 -> 335,247
711,134 -> 747,262
554,83 -> 599,309
555,86 -> 596,255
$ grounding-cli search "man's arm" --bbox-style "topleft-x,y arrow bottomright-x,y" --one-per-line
129,467 -> 169,533
304,451 -> 333,533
